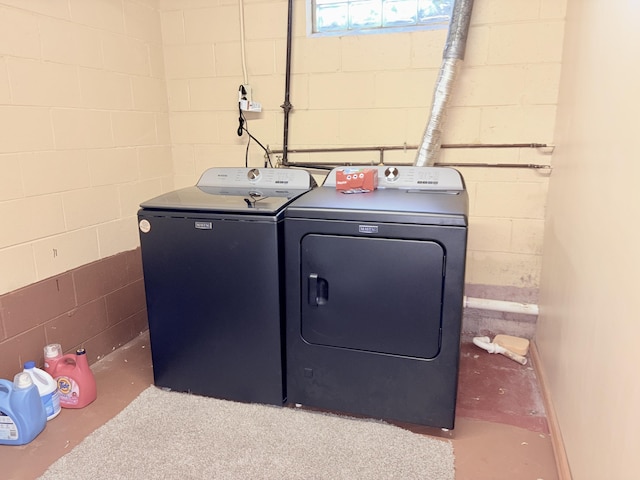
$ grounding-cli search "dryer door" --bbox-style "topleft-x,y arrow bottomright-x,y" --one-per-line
300,234 -> 444,359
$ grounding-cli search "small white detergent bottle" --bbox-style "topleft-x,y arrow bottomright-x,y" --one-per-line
22,361 -> 61,421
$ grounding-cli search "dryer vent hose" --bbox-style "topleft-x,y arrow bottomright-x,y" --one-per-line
414,0 -> 475,167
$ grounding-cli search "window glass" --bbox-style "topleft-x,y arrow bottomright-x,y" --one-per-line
311,0 -> 452,35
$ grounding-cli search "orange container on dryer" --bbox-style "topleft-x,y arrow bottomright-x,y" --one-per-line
43,344 -> 97,409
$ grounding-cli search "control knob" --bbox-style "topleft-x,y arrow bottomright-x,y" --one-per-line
247,168 -> 261,181
384,167 -> 400,181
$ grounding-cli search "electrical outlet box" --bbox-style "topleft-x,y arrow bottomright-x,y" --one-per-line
238,84 -> 262,112
240,99 -> 262,112
238,84 -> 252,103
246,101 -> 262,112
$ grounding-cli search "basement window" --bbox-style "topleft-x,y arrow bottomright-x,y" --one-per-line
308,0 -> 453,36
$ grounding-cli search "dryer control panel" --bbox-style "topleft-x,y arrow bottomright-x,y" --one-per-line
198,167 -> 314,189
323,166 -> 464,191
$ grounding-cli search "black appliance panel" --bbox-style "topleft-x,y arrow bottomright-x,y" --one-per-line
285,216 -> 468,428
284,187 -> 467,226
138,167 -> 315,407
139,210 -> 285,405
284,166 -> 468,429
300,234 -> 444,359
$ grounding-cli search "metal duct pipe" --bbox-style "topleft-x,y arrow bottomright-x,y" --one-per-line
414,0 -> 475,167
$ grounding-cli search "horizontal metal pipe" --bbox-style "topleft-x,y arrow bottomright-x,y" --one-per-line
276,143 -> 552,170
436,162 -> 551,169
275,143 -> 550,156
281,161 -> 551,170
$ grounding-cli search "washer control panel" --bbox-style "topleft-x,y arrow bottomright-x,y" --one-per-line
324,166 -> 464,191
198,167 -> 313,189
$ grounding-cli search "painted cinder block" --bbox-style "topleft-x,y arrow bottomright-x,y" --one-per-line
0,196 -> 65,250
62,185 -> 120,231
39,18 -> 103,68
22,150 -> 89,196
468,217 -> 512,252
78,67 -> 133,110
163,44 -> 215,79
184,6 -> 239,43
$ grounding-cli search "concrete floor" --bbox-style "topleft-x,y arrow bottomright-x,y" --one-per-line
1,331 -> 558,480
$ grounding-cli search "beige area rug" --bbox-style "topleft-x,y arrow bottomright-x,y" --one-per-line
39,386 -> 454,480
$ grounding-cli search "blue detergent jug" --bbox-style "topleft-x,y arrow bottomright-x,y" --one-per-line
0,372 -> 47,445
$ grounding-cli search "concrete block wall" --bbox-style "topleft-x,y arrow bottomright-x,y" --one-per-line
0,0 -> 567,371
0,249 -> 147,380
0,0 -> 169,371
160,0 -> 566,323
0,0 -> 171,296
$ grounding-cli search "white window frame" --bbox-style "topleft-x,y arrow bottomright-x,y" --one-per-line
306,0 -> 452,37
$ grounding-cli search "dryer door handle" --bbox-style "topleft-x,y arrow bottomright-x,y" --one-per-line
308,273 -> 329,306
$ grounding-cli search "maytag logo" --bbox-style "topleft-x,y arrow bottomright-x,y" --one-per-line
195,221 -> 213,230
359,225 -> 378,234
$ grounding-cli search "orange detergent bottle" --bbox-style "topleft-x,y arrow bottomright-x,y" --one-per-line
43,344 -> 97,409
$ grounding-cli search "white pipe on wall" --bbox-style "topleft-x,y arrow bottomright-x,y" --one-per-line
463,296 -> 539,316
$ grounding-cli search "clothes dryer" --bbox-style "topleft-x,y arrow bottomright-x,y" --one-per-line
284,166 -> 468,428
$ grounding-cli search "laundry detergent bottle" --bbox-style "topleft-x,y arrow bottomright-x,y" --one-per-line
22,361 -> 61,421
0,372 -> 47,445
44,344 -> 97,409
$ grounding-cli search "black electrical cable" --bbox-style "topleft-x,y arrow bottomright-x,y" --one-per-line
237,89 -> 273,168
237,102 -> 249,167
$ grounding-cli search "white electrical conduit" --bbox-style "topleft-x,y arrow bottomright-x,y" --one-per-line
238,0 -> 248,85
463,296 -> 539,316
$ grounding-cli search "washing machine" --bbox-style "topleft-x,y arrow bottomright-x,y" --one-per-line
138,167 -> 315,406
284,166 -> 468,428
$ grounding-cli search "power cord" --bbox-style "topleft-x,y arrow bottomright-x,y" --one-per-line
237,85 -> 272,168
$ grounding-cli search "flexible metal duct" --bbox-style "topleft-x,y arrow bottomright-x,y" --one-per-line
414,0 -> 475,167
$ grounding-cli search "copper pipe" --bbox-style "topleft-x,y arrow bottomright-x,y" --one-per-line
275,143 -> 552,169
276,143 -> 549,155
282,161 -> 551,170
